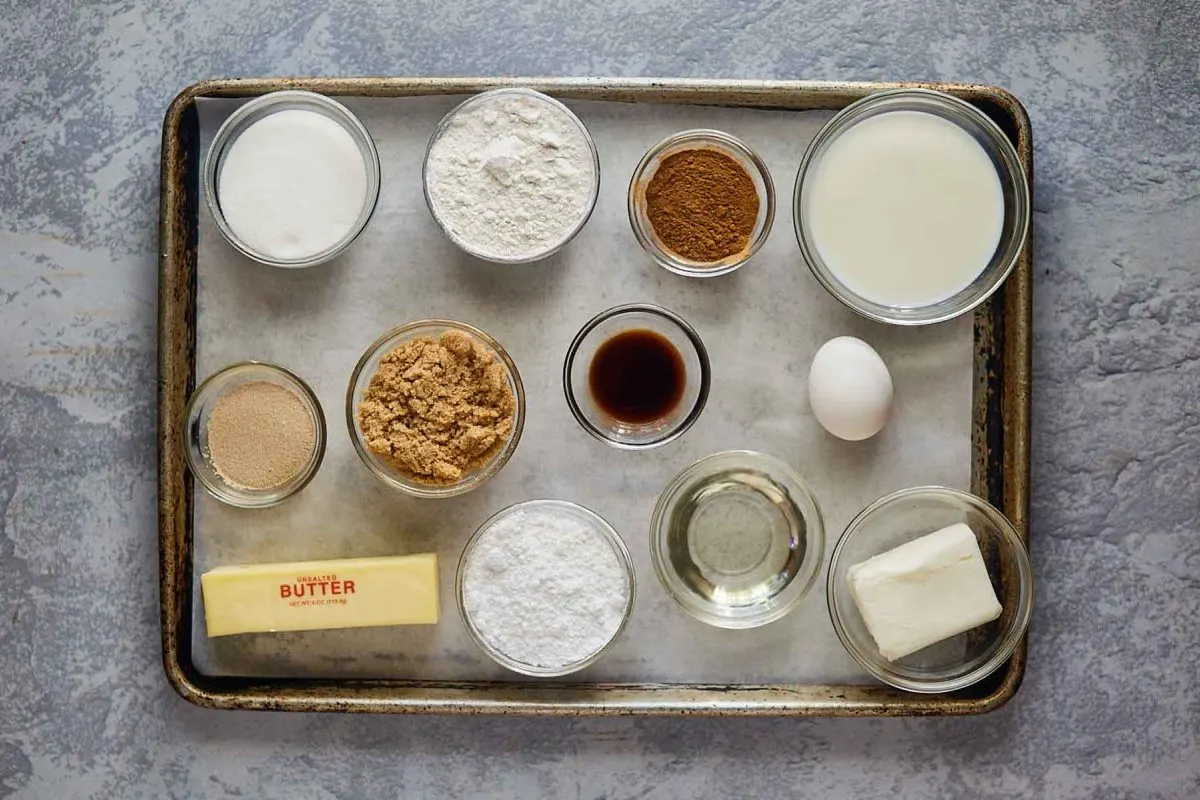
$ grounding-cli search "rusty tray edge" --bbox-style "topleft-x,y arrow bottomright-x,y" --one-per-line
158,77 -> 1032,716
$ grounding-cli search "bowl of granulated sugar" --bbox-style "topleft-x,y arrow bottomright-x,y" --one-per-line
457,499 -> 636,677
204,91 -> 380,268
184,362 -> 327,508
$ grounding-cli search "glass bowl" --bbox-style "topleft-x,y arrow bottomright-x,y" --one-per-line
456,499 -> 637,677
183,361 -> 327,508
628,129 -> 775,277
793,88 -> 1030,325
563,303 -> 710,449
650,450 -> 825,628
203,90 -> 381,268
422,87 -> 601,264
827,486 -> 1034,693
345,320 -> 525,498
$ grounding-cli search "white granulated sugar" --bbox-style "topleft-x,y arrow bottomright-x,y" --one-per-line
462,506 -> 630,669
425,93 -> 597,260
218,108 -> 367,260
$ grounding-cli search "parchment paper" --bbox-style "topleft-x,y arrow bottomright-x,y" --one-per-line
191,96 -> 973,684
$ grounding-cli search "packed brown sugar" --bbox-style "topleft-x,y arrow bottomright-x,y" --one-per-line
357,330 -> 515,485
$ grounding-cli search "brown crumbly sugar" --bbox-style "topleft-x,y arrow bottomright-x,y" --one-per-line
357,330 -> 516,485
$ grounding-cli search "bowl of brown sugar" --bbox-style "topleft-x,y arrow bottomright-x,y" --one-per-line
346,320 -> 525,498
628,129 -> 775,277
184,362 -> 327,508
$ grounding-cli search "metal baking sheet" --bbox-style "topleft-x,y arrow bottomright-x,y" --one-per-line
158,77 -> 1032,715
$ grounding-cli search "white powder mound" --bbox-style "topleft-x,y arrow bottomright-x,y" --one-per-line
462,505 -> 630,669
424,93 -> 597,260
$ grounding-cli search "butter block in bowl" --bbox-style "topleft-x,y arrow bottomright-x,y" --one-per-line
826,486 -> 1033,694
847,523 -> 1002,662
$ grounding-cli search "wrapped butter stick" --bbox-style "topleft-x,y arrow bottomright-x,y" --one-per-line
201,553 -> 439,637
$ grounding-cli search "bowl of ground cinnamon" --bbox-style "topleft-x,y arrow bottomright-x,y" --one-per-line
628,129 -> 775,277
346,320 -> 524,498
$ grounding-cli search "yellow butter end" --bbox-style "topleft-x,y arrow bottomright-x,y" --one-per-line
200,553 -> 440,637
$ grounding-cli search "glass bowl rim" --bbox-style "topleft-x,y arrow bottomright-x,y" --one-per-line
649,449 -> 826,629
561,302 -> 711,450
182,360 -> 328,508
627,127 -> 776,278
202,89 -> 382,269
792,88 -> 1031,325
344,319 -> 526,498
455,498 -> 637,677
825,484 -> 1034,693
421,87 -> 601,264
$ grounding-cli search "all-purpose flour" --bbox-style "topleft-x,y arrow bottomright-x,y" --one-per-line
424,91 -> 597,260
462,504 -> 630,669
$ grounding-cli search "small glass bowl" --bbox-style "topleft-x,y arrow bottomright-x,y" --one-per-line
183,362 -> 327,508
628,129 -> 775,277
456,499 -> 637,677
650,450 -> 825,629
203,90 -> 381,268
345,320 -> 525,498
793,89 -> 1030,325
422,87 -> 601,264
827,486 -> 1034,693
563,303 -> 710,449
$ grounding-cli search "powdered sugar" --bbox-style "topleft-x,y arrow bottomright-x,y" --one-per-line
461,502 -> 631,670
424,91 -> 598,261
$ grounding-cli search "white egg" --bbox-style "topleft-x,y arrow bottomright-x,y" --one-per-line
808,336 -> 894,441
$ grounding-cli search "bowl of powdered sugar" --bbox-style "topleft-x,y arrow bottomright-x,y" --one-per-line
457,499 -> 635,676
423,88 -> 600,263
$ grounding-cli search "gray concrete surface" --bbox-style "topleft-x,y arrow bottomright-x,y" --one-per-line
1,0 -> 1197,797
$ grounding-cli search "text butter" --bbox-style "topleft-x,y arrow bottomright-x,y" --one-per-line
200,553 -> 439,637
847,523 -> 1001,661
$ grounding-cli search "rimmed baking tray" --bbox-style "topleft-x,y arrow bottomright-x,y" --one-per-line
158,77 -> 1031,715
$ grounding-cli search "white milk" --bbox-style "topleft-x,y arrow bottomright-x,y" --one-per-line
803,111 -> 1004,307
218,109 -> 368,261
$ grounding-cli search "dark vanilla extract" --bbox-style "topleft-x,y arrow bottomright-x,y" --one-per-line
588,329 -> 685,424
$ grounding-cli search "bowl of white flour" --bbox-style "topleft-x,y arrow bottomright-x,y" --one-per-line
457,499 -> 635,676
423,88 -> 601,264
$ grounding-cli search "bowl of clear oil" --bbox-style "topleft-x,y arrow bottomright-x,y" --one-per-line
650,450 -> 825,629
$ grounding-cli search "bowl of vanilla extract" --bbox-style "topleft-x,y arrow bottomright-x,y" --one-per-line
562,303 -> 710,449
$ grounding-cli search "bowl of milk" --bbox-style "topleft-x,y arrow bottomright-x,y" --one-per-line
794,89 -> 1030,325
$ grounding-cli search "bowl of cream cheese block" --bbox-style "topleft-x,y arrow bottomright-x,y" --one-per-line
826,486 -> 1033,693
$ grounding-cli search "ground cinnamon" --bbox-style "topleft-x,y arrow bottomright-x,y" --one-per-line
643,148 -> 760,263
